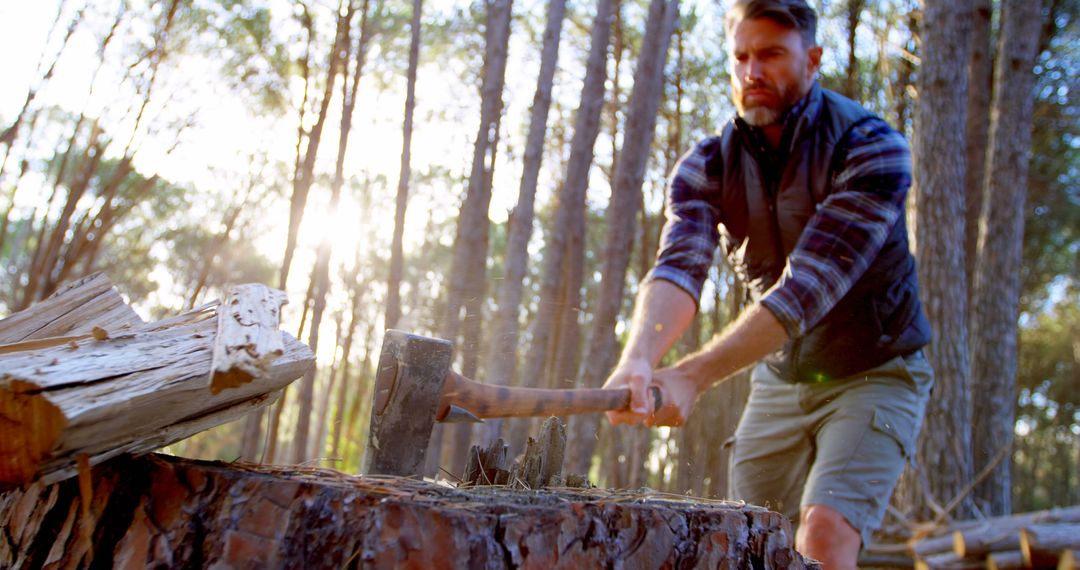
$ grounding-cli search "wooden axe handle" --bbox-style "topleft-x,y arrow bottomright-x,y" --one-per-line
438,370 -> 659,419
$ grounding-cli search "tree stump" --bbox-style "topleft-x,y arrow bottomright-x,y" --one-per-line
1,453 -> 820,569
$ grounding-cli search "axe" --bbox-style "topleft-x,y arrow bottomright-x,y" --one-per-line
364,330 -> 661,476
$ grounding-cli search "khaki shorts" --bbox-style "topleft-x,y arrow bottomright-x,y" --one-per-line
728,351 -> 933,546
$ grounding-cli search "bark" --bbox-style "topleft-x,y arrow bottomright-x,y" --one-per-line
385,0 -> 423,330
0,277 -> 312,489
912,0 -> 975,521
481,0 -> 566,445
843,0 -> 865,100
279,1 -> 351,291
963,0 -> 993,303
568,0 -> 680,475
434,0 -> 514,478
0,453 -> 820,569
969,0 -> 1041,519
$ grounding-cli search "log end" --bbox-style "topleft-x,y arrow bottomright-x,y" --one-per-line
0,380 -> 67,487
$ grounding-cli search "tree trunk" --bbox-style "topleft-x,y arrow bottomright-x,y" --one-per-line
434,0 -> 514,478
519,0 -> 615,400
970,0 -> 1040,518
279,1 -> 350,291
481,0 -> 566,445
385,0 -> 422,330
568,0 -> 680,475
292,2 -> 363,463
0,453 -> 820,569
912,0 -> 975,521
963,0 -> 993,304
331,277 -> 366,459
843,0 -> 865,100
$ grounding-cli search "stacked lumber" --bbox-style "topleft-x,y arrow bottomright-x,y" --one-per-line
0,274 -> 314,490
1,452 -> 822,569
911,505 -> 1080,569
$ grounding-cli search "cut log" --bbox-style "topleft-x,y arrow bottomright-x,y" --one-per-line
986,550 -> 1025,570
1021,525 -> 1080,568
1060,550 -> 1078,570
0,278 -> 314,489
913,505 -> 1080,557
0,272 -> 142,343
0,453 -> 822,569
914,551 -> 984,570
209,284 -> 288,394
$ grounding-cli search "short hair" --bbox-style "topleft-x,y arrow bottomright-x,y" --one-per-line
725,0 -> 818,47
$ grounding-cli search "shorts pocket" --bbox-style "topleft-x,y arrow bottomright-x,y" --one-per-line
870,408 -> 916,459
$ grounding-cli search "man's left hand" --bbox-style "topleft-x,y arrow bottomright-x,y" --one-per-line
645,366 -> 702,427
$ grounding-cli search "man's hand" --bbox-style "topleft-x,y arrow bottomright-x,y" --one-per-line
645,366 -> 702,427
602,357 -> 655,425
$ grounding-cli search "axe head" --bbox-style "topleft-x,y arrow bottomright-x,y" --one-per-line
363,329 -> 453,477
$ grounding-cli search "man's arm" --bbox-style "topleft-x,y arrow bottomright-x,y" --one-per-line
649,118 -> 913,426
603,138 -> 724,425
646,303 -> 788,426
603,280 -> 696,425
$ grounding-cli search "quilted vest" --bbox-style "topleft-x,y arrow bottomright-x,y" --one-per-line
708,83 -> 931,382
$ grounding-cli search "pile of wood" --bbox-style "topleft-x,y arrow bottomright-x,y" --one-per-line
0,273 -> 314,490
910,506 -> 1080,569
1,452 -> 821,568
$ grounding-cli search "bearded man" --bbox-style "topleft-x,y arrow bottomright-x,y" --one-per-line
601,1 -> 933,568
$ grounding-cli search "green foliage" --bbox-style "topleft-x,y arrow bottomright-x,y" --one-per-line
1022,0 -> 1080,313
189,0 -> 295,112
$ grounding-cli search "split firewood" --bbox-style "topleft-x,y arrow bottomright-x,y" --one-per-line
208,284 -> 288,394
0,272 -> 142,343
0,277 -> 314,489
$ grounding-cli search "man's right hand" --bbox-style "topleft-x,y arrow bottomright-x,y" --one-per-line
602,357 -> 655,426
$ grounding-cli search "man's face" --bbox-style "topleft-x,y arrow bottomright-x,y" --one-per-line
728,17 -> 822,126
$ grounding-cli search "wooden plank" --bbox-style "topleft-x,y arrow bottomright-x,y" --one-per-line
209,284 -> 288,394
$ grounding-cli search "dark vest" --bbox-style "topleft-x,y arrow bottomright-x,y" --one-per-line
708,83 -> 931,382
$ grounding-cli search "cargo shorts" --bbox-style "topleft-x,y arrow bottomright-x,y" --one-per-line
728,351 -> 933,546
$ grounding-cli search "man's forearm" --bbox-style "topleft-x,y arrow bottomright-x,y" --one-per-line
619,280 -> 698,368
673,303 -> 790,391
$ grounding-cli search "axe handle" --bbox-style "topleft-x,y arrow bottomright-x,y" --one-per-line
440,370 -> 639,419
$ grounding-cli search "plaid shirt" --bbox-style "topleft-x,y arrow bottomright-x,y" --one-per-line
648,100 -> 913,338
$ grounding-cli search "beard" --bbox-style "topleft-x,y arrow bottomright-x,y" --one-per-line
733,79 -> 804,126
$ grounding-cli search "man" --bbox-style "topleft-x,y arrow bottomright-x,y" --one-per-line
601,1 -> 933,568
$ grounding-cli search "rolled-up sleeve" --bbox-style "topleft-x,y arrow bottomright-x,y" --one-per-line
761,118 -> 913,337
645,137 -> 723,305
